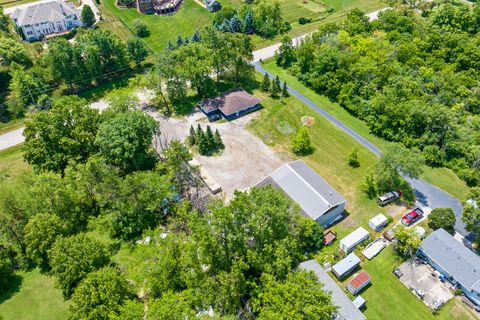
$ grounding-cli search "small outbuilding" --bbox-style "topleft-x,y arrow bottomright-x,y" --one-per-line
323,230 -> 337,246
332,252 -> 361,279
353,296 -> 366,310
204,0 -> 221,11
198,88 -> 261,121
347,271 -> 371,295
339,227 -> 370,253
368,213 -> 388,232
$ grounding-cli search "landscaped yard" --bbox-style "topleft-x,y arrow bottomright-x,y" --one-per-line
99,0 -> 214,52
259,59 -> 470,201
0,269 -> 69,320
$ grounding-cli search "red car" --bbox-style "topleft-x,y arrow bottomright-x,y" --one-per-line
401,207 -> 424,226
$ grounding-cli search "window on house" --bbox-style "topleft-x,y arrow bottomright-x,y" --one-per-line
27,31 -> 33,35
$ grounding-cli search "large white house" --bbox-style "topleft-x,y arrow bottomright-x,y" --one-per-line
11,0 -> 82,42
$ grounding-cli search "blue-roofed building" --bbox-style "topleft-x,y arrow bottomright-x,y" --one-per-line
332,252 -> 361,279
256,160 -> 346,227
418,228 -> 480,306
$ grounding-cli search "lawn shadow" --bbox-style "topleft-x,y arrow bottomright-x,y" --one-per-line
0,273 -> 23,304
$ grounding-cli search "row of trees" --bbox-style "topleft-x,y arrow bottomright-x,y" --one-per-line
276,5 -> 480,186
213,0 -> 290,38
261,73 -> 288,98
145,26 -> 254,114
188,124 -> 224,156
2,28 -> 148,120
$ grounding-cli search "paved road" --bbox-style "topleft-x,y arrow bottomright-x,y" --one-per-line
0,128 -> 25,151
253,62 -> 471,240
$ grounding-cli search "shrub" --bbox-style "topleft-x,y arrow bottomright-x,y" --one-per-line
347,148 -> 360,167
292,126 -> 313,156
298,17 -> 312,25
133,19 -> 149,37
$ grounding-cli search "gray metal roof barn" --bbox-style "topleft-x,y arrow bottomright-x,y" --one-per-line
256,160 -> 346,227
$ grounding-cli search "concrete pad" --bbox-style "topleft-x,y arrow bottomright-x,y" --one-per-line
397,260 -> 453,310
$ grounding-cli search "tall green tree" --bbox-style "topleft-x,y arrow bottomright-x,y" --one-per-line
214,129 -> 224,149
463,187 -> 480,241
81,5 -> 96,28
95,111 -> 159,173
292,126 -> 313,155
49,233 -> 110,298
69,267 -> 133,320
105,171 -> 174,239
261,73 -> 271,92
275,35 -> 296,68
127,38 -> 148,66
205,125 -> 215,151
393,225 -> 421,258
270,75 -> 281,97
133,19 -> 148,37
0,36 -> 32,67
428,208 -> 456,234
253,272 -> 336,319
23,96 -> 101,173
24,213 -> 67,269
0,253 -> 14,295
8,63 -> 42,117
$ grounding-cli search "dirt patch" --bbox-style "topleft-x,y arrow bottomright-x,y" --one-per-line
301,116 -> 315,126
149,110 -> 286,200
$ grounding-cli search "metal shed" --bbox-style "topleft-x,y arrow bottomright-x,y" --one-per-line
347,271 -> 371,295
332,252 -> 361,279
368,213 -> 388,231
339,227 -> 370,253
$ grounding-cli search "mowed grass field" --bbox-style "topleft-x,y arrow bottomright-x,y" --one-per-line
99,0 -> 214,52
0,269 -> 69,320
260,60 -> 470,201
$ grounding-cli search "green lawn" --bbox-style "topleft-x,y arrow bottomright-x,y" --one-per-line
249,79 -> 387,238
0,269 -> 69,320
99,0 -> 214,52
260,60 -> 470,201
337,246 -> 478,320
0,145 -> 30,182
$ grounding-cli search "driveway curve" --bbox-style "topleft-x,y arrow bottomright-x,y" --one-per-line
253,62 -> 471,240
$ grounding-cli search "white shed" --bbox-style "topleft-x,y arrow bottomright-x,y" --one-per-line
340,227 -> 370,253
368,214 -> 388,231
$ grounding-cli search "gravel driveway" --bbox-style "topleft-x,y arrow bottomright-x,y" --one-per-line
150,111 -> 286,200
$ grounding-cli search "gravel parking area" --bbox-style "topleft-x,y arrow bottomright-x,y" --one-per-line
397,260 -> 453,310
150,111 -> 286,200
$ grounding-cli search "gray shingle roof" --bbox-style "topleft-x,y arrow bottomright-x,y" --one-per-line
13,1 -> 78,27
299,259 -> 367,320
256,160 -> 345,220
420,228 -> 480,292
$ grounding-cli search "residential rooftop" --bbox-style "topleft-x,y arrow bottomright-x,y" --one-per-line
11,0 -> 78,27
420,228 -> 480,292
198,88 -> 261,117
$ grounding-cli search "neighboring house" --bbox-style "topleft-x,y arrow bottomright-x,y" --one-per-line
10,0 -> 81,42
418,228 -> 480,306
198,88 -> 261,121
256,160 -> 346,227
204,0 -> 220,12
136,0 -> 183,14
339,227 -> 370,253
332,252 -> 361,279
368,213 -> 388,232
347,271 -> 371,295
299,259 -> 367,320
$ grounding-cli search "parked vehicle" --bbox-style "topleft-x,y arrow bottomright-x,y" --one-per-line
392,268 -> 403,278
377,191 -> 401,206
208,114 -> 222,122
401,207 -> 424,226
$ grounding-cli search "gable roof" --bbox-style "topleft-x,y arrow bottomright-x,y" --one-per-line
256,160 -> 345,220
348,271 -> 371,290
332,252 -> 361,277
12,1 -> 78,27
420,228 -> 480,292
340,227 -> 370,250
299,259 -> 367,320
198,88 -> 261,117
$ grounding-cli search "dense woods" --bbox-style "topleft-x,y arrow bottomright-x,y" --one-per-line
277,4 -> 480,186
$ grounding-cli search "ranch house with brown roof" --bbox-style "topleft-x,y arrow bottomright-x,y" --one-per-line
198,88 -> 261,121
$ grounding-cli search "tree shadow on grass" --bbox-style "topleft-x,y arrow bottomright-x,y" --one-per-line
0,273 -> 23,304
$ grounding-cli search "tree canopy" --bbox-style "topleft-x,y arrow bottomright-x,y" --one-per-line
428,208 -> 456,234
